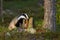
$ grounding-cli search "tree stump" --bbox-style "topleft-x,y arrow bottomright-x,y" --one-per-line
25,17 -> 36,34
28,17 -> 33,28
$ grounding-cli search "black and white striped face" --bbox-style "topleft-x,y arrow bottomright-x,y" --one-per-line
17,13 -> 29,20
8,13 -> 29,30
15,13 -> 29,27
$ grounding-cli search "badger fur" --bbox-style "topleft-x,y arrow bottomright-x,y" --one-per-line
8,13 -> 29,30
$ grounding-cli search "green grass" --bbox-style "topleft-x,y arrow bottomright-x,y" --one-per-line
0,27 -> 60,40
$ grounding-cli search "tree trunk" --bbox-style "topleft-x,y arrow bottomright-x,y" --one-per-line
0,0 -> 2,16
0,0 -> 1,15
28,17 -> 33,28
0,0 -> 4,22
43,0 -> 56,31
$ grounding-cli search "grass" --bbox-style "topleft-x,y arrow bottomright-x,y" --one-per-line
0,27 -> 60,40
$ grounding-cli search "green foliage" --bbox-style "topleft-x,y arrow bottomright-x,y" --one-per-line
3,0 -> 38,9
56,0 -> 60,32
2,0 -> 60,31
0,27 -> 60,40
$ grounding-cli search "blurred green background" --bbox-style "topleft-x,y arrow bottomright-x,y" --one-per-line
0,0 -> 60,40
1,0 -> 59,31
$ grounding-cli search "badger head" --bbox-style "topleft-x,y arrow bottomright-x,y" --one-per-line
8,13 -> 29,30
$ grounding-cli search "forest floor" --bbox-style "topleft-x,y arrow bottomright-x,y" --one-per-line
0,26 -> 60,40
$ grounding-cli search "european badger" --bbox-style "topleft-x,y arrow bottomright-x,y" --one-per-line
8,13 -> 36,34
8,13 -> 29,31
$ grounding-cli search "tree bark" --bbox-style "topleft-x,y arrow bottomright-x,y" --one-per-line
0,0 -> 2,16
0,0 -> 1,15
43,0 -> 56,31
0,0 -> 4,22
